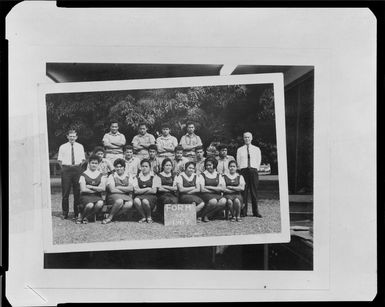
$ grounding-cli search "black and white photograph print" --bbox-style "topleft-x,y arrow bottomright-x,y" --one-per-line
40,66 -> 290,253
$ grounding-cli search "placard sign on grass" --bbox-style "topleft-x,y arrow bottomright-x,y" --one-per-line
164,204 -> 197,226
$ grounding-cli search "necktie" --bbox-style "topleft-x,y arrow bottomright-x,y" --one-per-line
71,143 -> 75,165
247,145 -> 251,168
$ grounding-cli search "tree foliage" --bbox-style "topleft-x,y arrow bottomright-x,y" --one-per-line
46,84 -> 278,173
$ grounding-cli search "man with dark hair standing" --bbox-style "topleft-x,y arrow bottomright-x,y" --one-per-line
194,145 -> 206,175
57,129 -> 86,219
156,123 -> 178,163
179,122 -> 203,161
236,132 -> 262,218
132,122 -> 156,160
216,144 -> 235,175
102,121 -> 126,163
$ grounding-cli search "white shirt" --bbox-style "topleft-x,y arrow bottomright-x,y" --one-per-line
102,132 -> 126,154
156,135 -> 178,157
124,157 -> 141,178
236,144 -> 261,170
57,142 -> 85,165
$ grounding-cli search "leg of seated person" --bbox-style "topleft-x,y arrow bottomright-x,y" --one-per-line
108,199 -> 124,221
142,199 -> 152,221
119,200 -> 133,217
81,203 -> 94,220
134,198 -> 146,222
233,198 -> 241,219
202,199 -> 218,220
227,199 -> 234,218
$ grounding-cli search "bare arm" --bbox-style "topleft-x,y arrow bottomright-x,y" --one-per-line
81,180 -> 95,193
134,187 -> 152,194
177,182 -> 195,193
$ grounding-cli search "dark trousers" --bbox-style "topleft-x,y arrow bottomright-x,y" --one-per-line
61,165 -> 81,216
240,168 -> 259,216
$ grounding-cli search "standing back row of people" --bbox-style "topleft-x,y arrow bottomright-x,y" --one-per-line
103,121 -> 203,162
57,125 -> 262,220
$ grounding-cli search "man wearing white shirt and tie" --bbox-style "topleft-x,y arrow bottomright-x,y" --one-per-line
236,132 -> 262,218
57,129 -> 86,219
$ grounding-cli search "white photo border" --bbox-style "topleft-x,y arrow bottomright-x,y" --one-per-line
39,73 -> 290,253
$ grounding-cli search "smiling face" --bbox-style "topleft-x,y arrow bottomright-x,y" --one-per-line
141,162 -> 151,175
175,150 -> 183,160
67,132 -> 77,144
185,163 -> 195,176
115,163 -> 125,175
110,123 -> 119,134
138,125 -> 147,135
89,159 -> 99,171
95,150 -> 104,160
163,161 -> 173,174
205,161 -> 214,173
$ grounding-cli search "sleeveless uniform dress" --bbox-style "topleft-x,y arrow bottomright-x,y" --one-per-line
179,174 -> 204,204
106,174 -> 133,205
135,175 -> 158,209
79,172 -> 104,209
157,173 -> 178,206
223,174 -> 244,203
200,173 -> 223,203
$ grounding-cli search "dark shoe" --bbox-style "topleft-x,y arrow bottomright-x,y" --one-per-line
203,216 -> 210,223
61,213 -> 69,220
254,213 -> 262,218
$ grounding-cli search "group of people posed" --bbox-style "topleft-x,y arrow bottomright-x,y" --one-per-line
57,121 -> 262,225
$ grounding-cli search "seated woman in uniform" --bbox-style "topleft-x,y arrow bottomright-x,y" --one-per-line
223,160 -> 246,222
199,157 -> 227,222
175,161 -> 205,221
77,155 -> 107,224
102,158 -> 134,224
132,159 -> 160,223
93,146 -> 114,176
157,158 -> 178,220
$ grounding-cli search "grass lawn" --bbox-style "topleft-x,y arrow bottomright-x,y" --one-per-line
51,191 -> 281,245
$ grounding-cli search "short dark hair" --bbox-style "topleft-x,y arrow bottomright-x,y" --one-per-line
161,123 -> 171,129
67,129 -> 77,135
93,146 -> 105,154
228,160 -> 237,168
186,122 -> 195,127
88,154 -> 100,164
175,145 -> 184,153
161,158 -> 173,171
114,158 -> 126,168
148,144 -> 158,152
204,156 -> 218,169
195,145 -> 204,152
138,122 -> 147,128
124,145 -> 134,152
110,120 -> 119,126
217,144 -> 228,151
185,161 -> 196,170
140,158 -> 151,167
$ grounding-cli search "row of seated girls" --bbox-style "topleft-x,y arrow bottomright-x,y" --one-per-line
77,155 -> 245,225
